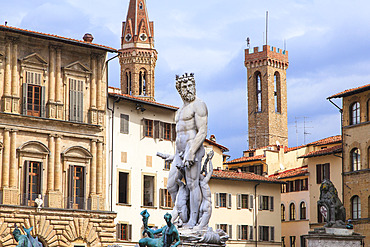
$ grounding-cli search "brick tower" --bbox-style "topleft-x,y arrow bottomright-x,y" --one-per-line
245,45 -> 289,149
119,0 -> 157,101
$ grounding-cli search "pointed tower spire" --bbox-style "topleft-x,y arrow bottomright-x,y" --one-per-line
119,0 -> 157,101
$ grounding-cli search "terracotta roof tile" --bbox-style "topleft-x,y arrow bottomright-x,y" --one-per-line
212,169 -> 283,184
205,139 -> 229,152
284,145 -> 305,153
108,86 -> 179,110
0,25 -> 117,52
284,135 -> 341,153
299,144 -> 342,159
328,83 -> 370,99
269,166 -> 308,179
224,154 -> 265,164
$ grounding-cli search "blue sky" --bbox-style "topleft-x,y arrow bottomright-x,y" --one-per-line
1,0 -> 369,159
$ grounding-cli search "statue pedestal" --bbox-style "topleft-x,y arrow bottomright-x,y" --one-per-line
305,228 -> 365,247
178,228 -> 228,247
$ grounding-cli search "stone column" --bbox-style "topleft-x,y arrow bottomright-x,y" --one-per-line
9,130 -> 17,188
54,136 -> 62,192
4,41 -> 11,97
55,48 -> 62,103
96,57 -> 102,110
90,57 -> 96,109
2,129 -> 10,188
96,141 -> 102,195
11,41 -> 18,97
47,135 -> 55,192
90,140 -> 97,195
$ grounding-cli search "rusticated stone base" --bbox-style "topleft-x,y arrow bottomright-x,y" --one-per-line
305,228 -> 365,247
0,204 -> 116,247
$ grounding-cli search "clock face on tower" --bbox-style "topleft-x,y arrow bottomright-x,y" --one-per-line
139,33 -> 147,41
125,33 -> 132,42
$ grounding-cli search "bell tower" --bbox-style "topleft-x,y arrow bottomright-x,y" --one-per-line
245,45 -> 289,149
119,0 -> 157,101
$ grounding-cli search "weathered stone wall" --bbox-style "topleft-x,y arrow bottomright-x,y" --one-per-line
0,205 -> 116,246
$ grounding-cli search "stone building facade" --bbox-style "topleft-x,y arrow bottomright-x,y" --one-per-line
119,0 -> 157,101
245,45 -> 289,149
328,84 -> 370,246
0,25 -> 117,246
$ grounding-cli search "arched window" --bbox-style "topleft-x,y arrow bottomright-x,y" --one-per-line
256,72 -> 262,112
139,70 -> 147,96
126,71 -> 132,95
350,102 -> 360,125
274,72 -> 281,113
281,204 -> 285,221
300,202 -> 306,220
139,2 -> 143,9
351,148 -> 361,171
351,195 -> 361,219
289,203 -> 295,220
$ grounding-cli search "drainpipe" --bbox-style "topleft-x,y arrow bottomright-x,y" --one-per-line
327,98 -> 344,202
254,182 -> 260,247
105,53 -> 119,211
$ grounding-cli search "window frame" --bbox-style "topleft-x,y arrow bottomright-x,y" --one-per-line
281,204 -> 286,221
144,119 -> 153,138
118,172 -> 129,204
143,175 -> 155,207
120,114 -> 129,134
351,148 -> 361,171
300,201 -> 307,220
69,78 -> 84,123
351,195 -> 361,220
289,203 -> 296,221
316,163 -> 330,184
219,193 -> 227,208
350,102 -> 360,125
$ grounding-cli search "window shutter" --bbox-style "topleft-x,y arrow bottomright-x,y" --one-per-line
227,193 -> 232,208
128,224 -> 132,241
325,163 -> 330,180
171,124 -> 176,141
39,162 -> 44,197
159,188 -> 164,207
24,161 -> 30,205
68,165 -> 74,209
141,119 -> 145,139
316,164 -> 321,184
249,194 -> 254,209
40,86 -> 46,117
259,226 -> 262,241
249,225 -> 253,240
116,224 -> 120,240
270,196 -> 274,211
259,195 -> 263,210
82,166 -> 86,209
69,79 -> 74,121
120,114 -> 129,134
78,80 -> 84,122
215,193 -> 220,208
154,120 -> 160,139
237,194 -> 241,209
22,83 -> 28,115
228,225 -> 232,239
159,122 -> 164,139
270,226 -> 275,241
237,225 -> 241,240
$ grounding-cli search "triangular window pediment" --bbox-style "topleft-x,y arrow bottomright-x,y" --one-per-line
64,61 -> 91,73
21,53 -> 48,66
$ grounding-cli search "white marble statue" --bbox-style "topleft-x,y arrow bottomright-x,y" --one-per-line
195,150 -> 214,230
167,73 -> 208,229
35,194 -> 43,211
171,170 -> 189,226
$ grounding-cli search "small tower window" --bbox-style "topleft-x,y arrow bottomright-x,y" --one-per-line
256,72 -> 262,112
139,70 -> 147,96
274,72 -> 281,113
126,71 -> 132,95
139,2 -> 143,9
351,148 -> 361,171
350,102 -> 360,125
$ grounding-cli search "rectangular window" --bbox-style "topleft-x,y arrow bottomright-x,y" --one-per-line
241,194 -> 249,209
248,164 -> 263,175
117,223 -> 132,241
68,165 -> 85,209
164,160 -> 171,170
301,178 -> 308,191
160,188 -> 173,208
69,79 -> 84,122
300,235 -> 306,247
24,161 -> 42,206
118,172 -> 128,204
282,236 -> 286,247
262,196 -> 269,210
281,184 -> 286,193
144,119 -> 153,137
26,84 -> 41,117
290,236 -> 296,247
259,226 -> 269,241
163,123 -> 171,140
23,72 -> 45,117
220,193 -> 227,207
240,225 -> 248,240
120,114 -> 129,134
143,175 -> 154,206
219,224 -> 227,233
316,163 -> 330,184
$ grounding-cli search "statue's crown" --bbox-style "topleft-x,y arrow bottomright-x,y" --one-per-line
176,73 -> 195,83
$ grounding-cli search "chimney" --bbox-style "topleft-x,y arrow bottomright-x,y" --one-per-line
210,134 -> 216,142
83,33 -> 94,43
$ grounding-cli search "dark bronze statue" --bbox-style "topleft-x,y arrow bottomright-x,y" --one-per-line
139,211 -> 180,247
12,225 -> 43,247
317,179 -> 346,228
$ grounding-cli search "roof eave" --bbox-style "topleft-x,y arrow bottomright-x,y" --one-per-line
108,93 -> 178,111
211,176 -> 286,184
